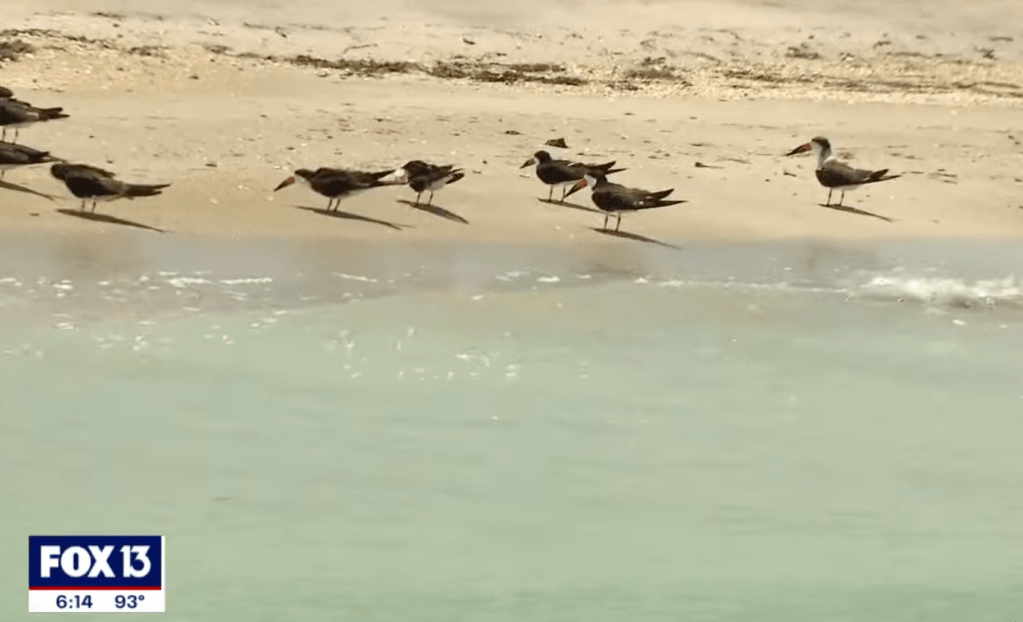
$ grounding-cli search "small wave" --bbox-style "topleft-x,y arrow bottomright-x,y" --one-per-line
854,275 -> 1023,309
219,277 -> 274,286
167,277 -> 213,288
334,272 -> 378,283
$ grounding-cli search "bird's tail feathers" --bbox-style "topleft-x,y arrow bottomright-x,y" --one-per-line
368,170 -> 398,181
868,169 -> 901,183
647,189 -> 674,201
125,183 -> 171,198
38,107 -> 70,120
639,199 -> 687,209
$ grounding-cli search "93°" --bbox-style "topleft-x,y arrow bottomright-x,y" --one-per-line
116,594 -> 147,609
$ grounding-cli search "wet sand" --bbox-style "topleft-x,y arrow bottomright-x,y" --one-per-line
1,0 -> 1022,243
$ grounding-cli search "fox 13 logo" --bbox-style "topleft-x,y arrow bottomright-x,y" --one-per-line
28,535 -> 166,613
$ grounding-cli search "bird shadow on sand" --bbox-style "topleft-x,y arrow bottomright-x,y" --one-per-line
56,209 -> 167,233
589,227 -> 682,250
296,206 -> 409,231
819,203 -> 896,223
396,199 -> 469,224
538,197 -> 604,215
0,179 -> 56,201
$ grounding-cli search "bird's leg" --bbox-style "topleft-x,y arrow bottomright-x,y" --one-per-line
826,189 -> 832,206
13,128 -> 18,144
548,186 -> 553,201
91,200 -> 98,213
427,191 -> 434,207
414,192 -> 421,206
80,200 -> 86,211
838,191 -> 846,207
615,215 -> 622,232
560,186 -> 568,202
602,213 -> 609,230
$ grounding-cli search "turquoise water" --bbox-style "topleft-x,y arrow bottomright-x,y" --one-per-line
2,234 -> 1023,620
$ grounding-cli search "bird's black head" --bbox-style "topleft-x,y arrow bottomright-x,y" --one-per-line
786,135 -> 832,157
295,169 -> 316,180
50,163 -> 72,180
810,136 -> 831,151
401,160 -> 430,174
520,150 -> 552,169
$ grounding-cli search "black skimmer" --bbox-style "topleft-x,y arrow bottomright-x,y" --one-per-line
394,160 -> 465,206
520,150 -> 625,202
273,167 -> 403,211
50,163 -> 170,212
0,98 -> 69,143
0,141 -> 62,180
567,172 -> 685,232
786,136 -> 901,207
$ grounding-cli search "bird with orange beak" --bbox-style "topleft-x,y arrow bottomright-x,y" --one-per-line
786,136 -> 901,207
273,167 -> 403,211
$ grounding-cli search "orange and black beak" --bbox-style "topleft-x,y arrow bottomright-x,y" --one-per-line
520,157 -> 537,169
565,178 -> 587,198
274,176 -> 295,191
786,143 -> 811,156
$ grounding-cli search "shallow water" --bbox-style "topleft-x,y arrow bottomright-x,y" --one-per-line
2,233 -> 1023,621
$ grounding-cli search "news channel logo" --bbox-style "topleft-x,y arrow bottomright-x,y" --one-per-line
28,535 -> 165,613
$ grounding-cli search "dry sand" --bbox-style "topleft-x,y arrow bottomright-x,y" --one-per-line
1,0 -> 1023,244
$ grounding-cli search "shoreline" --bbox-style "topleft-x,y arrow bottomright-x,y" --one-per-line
2,2 -> 1023,244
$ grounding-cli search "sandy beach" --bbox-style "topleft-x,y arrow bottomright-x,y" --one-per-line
2,0 -> 1023,243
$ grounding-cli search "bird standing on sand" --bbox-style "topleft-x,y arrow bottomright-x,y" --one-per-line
395,160 -> 465,206
520,150 -> 625,202
0,98 -> 70,143
567,172 -> 685,232
786,136 -> 901,207
274,167 -> 403,211
50,163 -> 170,212
0,141 -> 62,180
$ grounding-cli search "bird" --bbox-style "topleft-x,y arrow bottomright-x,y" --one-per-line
786,136 -> 901,207
520,150 -> 625,202
273,167 -> 403,211
394,160 -> 465,206
50,163 -> 170,212
0,98 -> 70,143
0,86 -> 13,99
0,141 -> 62,180
567,172 -> 685,232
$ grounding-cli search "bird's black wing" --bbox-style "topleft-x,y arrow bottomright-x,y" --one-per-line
536,160 -> 584,184
816,161 -> 875,187
63,173 -> 124,199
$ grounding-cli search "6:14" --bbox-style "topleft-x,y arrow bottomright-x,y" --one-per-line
56,594 -> 93,609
